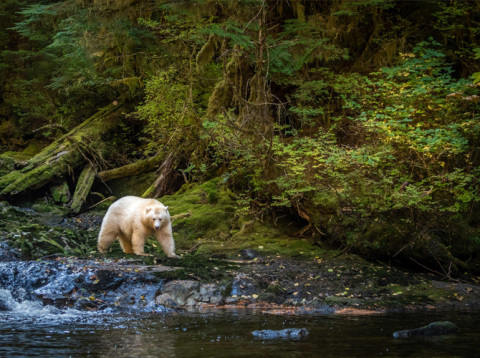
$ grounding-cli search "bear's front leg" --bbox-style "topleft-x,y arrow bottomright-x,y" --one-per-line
155,227 -> 179,258
131,230 -> 151,256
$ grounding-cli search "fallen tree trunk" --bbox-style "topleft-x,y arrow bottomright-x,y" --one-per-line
0,101 -> 124,197
70,163 -> 96,214
97,152 -> 164,182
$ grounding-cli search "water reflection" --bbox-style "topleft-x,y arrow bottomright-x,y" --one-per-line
0,301 -> 479,357
98,329 -> 177,358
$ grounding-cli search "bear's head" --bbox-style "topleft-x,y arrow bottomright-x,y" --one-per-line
145,205 -> 169,230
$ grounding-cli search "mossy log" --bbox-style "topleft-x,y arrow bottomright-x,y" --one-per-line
70,163 -> 96,214
97,153 -> 164,182
0,101 -> 124,197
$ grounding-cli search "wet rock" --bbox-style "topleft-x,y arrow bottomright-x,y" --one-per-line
230,274 -> 259,297
73,297 -> 107,311
34,270 -> 78,307
393,321 -> 459,338
224,296 -> 238,304
156,280 -> 200,307
240,249 -> 259,260
0,258 -> 170,312
252,328 -> 309,340
0,289 -> 15,311
199,283 -> 223,305
1,261 -> 70,302
155,293 -> 180,308
74,269 -> 125,292
156,280 -> 225,307
0,242 -> 21,262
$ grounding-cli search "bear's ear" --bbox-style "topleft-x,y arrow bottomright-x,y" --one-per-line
165,206 -> 169,211
145,206 -> 151,214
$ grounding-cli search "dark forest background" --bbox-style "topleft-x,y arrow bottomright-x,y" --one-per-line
1,0 -> 480,273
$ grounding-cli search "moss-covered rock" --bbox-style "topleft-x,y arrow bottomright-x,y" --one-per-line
49,181 -> 71,203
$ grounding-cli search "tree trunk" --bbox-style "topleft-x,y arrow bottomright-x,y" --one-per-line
142,151 -> 180,198
0,101 -> 124,197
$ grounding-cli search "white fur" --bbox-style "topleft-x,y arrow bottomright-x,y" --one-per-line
97,196 -> 178,258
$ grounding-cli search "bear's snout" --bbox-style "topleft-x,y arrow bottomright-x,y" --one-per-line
154,219 -> 162,229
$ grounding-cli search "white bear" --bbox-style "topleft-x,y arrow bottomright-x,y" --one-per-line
97,196 -> 179,258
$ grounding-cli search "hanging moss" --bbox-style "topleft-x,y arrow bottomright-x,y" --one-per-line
207,46 -> 247,117
196,34 -> 219,73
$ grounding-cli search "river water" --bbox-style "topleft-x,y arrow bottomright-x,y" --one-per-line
0,294 -> 478,358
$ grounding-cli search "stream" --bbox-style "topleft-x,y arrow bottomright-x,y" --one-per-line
0,295 -> 479,358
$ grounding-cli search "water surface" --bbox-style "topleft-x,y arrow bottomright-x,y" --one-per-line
0,299 -> 478,357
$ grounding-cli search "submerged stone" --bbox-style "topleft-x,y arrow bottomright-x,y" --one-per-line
252,328 -> 309,340
393,321 -> 459,338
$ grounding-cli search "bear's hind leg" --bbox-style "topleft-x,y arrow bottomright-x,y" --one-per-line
97,228 -> 118,254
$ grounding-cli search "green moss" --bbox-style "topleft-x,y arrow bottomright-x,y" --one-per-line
266,283 -> 285,295
22,140 -> 48,157
1,151 -> 31,163
0,201 -> 96,259
160,179 -> 237,250
155,179 -> 335,259
203,180 -> 219,204
107,172 -> 157,198
0,162 -> 21,185
50,181 -> 71,203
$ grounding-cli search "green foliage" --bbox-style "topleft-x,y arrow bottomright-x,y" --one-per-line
1,0 -> 480,269
1,0 -> 164,130
136,67 -> 204,158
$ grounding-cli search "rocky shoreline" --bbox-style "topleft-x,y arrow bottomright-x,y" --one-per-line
1,242 -> 480,315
